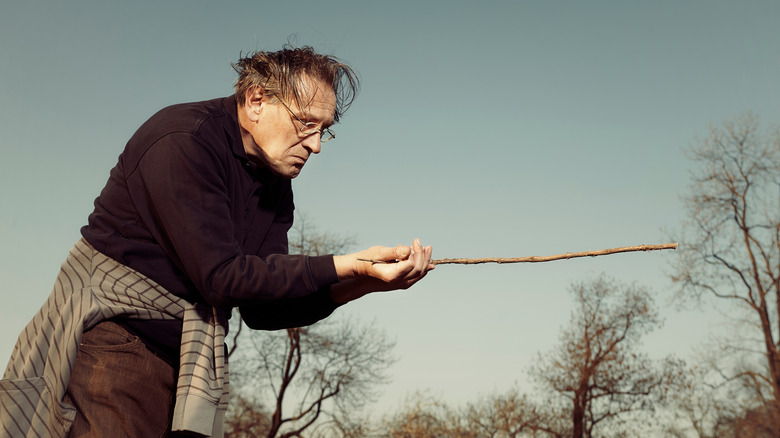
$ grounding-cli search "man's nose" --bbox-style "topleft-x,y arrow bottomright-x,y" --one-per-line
301,133 -> 322,154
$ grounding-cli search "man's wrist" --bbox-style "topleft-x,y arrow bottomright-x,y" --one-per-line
329,277 -> 380,304
332,254 -> 359,281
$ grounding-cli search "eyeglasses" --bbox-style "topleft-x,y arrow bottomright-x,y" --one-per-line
276,96 -> 335,142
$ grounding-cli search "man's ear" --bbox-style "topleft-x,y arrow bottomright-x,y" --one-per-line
245,86 -> 267,114
240,86 -> 267,123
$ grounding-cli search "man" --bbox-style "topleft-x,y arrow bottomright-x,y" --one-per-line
0,46 -> 433,437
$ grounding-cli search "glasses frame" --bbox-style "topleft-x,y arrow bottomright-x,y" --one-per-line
276,96 -> 335,143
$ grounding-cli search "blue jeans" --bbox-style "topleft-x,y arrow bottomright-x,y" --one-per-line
64,321 -> 178,437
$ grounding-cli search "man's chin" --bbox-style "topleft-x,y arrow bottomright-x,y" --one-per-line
271,165 -> 303,179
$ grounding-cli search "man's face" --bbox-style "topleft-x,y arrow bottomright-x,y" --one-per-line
240,79 -> 337,179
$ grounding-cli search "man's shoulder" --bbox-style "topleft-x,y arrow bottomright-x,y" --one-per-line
120,96 -> 240,171
146,96 -> 236,135
127,96 -> 240,150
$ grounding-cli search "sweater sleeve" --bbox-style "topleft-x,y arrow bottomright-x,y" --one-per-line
238,287 -> 341,330
235,167 -> 342,329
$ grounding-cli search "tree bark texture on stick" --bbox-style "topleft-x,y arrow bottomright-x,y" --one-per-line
431,243 -> 678,265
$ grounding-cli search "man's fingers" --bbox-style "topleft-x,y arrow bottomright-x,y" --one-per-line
404,239 -> 433,278
394,244 -> 412,261
423,245 -> 434,271
412,238 -> 423,254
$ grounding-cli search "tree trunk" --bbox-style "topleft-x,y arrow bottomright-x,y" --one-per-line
571,385 -> 587,438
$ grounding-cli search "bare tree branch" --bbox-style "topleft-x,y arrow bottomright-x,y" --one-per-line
432,243 -> 677,265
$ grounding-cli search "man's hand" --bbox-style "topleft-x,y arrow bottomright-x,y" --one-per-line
330,239 -> 434,304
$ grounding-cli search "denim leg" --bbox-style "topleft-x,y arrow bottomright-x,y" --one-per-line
64,321 -> 177,438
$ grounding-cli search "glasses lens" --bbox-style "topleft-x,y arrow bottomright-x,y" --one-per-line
298,120 -> 334,142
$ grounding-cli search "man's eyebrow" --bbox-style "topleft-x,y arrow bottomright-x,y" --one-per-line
300,109 -> 335,127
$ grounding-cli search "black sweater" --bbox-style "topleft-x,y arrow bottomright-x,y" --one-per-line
81,95 -> 340,363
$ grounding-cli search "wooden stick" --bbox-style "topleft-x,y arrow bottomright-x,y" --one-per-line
431,243 -> 678,265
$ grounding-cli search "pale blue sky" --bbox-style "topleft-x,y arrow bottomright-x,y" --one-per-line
2,0 -> 779,412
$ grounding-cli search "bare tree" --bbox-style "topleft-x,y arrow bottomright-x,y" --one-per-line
672,113 -> 780,429
381,392 -> 451,438
288,212 -> 357,257
225,213 -> 396,437
661,361 -> 743,438
224,394 -> 273,437
381,389 -> 567,438
453,389 -> 550,438
531,276 -> 681,438
230,316 -> 396,437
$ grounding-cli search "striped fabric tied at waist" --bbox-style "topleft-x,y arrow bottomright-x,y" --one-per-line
0,238 -> 230,437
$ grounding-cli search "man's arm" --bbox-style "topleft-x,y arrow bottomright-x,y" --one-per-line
240,239 -> 433,329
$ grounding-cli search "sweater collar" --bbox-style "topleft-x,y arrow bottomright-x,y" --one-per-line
222,94 -> 247,161
223,94 -> 278,180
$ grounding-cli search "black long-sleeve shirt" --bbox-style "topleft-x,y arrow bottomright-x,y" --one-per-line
81,95 -> 340,362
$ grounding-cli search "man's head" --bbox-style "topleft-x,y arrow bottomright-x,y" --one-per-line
233,45 -> 359,178
234,45 -> 359,123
